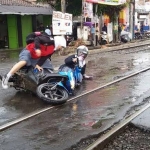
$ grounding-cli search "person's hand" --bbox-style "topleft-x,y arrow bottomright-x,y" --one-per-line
35,49 -> 41,57
72,57 -> 77,63
35,64 -> 43,71
78,55 -> 84,61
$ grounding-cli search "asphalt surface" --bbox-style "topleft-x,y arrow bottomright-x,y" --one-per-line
1,40 -> 150,150
1,39 -> 150,70
131,106 -> 150,130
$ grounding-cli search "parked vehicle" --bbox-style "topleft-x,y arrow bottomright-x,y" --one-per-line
121,30 -> 131,43
98,31 -> 108,45
134,32 -> 143,39
0,65 -> 82,105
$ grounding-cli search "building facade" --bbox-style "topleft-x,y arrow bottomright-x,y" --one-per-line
0,0 -> 53,49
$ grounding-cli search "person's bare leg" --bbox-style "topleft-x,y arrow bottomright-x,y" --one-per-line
2,61 -> 26,89
8,61 -> 27,75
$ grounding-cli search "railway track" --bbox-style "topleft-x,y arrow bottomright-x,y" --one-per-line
0,40 -> 150,72
84,101 -> 150,150
0,66 -> 150,133
1,40 -> 150,149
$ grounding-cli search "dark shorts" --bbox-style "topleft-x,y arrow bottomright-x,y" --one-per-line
19,48 -> 54,70
19,48 -> 32,66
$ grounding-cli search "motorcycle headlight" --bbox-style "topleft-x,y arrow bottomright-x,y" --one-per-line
70,80 -> 75,89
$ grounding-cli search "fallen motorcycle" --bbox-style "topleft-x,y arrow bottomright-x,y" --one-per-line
0,65 -> 81,105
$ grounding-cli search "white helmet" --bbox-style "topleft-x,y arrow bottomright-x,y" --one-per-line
76,45 -> 88,58
45,29 -> 51,35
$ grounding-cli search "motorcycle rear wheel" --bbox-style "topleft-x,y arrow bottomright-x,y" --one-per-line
36,83 -> 68,105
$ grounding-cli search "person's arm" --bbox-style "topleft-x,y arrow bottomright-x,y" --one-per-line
36,54 -> 52,66
65,55 -> 76,65
34,36 -> 41,50
81,64 -> 86,75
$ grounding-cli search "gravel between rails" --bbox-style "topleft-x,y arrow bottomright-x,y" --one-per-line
67,124 -> 150,150
103,124 -> 150,150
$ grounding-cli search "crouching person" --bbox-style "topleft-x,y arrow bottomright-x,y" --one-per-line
59,45 -> 93,90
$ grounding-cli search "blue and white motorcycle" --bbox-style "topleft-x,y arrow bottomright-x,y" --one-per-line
0,65 -> 82,105
36,65 -> 82,104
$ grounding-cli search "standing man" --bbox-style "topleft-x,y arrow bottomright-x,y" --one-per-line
90,24 -> 95,46
102,23 -> 107,33
95,23 -> 99,46
140,22 -> 144,34
137,21 -> 140,32
37,23 -> 45,32
118,23 -> 122,42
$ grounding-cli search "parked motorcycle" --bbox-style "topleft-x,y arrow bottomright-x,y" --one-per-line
134,31 -> 143,39
120,30 -> 131,43
98,31 -> 108,45
0,65 -> 82,105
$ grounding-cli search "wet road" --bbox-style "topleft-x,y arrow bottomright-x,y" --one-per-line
1,42 -> 150,149
1,69 -> 150,150
1,45 -> 150,126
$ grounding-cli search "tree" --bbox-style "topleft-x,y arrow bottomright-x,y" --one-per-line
95,3 -> 128,22
94,3 -> 128,42
36,0 -> 82,16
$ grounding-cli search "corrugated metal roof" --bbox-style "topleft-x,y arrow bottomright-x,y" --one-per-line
0,0 -> 37,7
0,0 -> 54,15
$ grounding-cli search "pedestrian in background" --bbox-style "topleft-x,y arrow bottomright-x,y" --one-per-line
137,21 -> 140,32
102,23 -> 107,33
95,23 -> 99,46
45,25 -> 52,36
118,23 -> 122,42
140,23 -> 144,34
37,23 -> 45,32
90,24 -> 95,46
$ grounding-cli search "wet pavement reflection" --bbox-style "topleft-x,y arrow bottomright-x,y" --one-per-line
1,68 -> 150,150
1,47 -> 150,149
1,48 -> 150,124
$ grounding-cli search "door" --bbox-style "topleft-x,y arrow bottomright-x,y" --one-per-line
21,15 -> 32,47
7,15 -> 18,49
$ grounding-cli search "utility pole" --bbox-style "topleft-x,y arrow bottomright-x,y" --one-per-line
81,0 -> 84,30
132,0 -> 135,40
80,0 -> 85,40
129,2 -> 133,39
94,4 -> 98,46
129,0 -> 135,40
61,0 -> 66,13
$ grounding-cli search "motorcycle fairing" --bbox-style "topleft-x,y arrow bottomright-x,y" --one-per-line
56,81 -> 71,94
59,71 -> 74,93
25,67 -> 68,85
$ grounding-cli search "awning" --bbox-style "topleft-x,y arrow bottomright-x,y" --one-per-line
86,0 -> 126,6
0,5 -> 53,15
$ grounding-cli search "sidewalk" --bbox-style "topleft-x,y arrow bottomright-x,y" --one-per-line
0,39 -> 150,70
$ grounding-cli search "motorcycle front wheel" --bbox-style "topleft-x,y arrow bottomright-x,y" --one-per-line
36,83 -> 68,105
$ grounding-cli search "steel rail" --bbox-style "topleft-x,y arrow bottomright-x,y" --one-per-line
0,66 -> 150,132
0,43 -> 149,72
89,40 -> 150,54
85,101 -> 150,150
0,41 -> 150,71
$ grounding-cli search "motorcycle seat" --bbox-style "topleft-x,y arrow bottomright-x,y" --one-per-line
45,73 -> 68,79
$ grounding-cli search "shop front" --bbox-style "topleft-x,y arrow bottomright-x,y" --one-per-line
0,2 -> 53,50
0,15 -> 8,49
